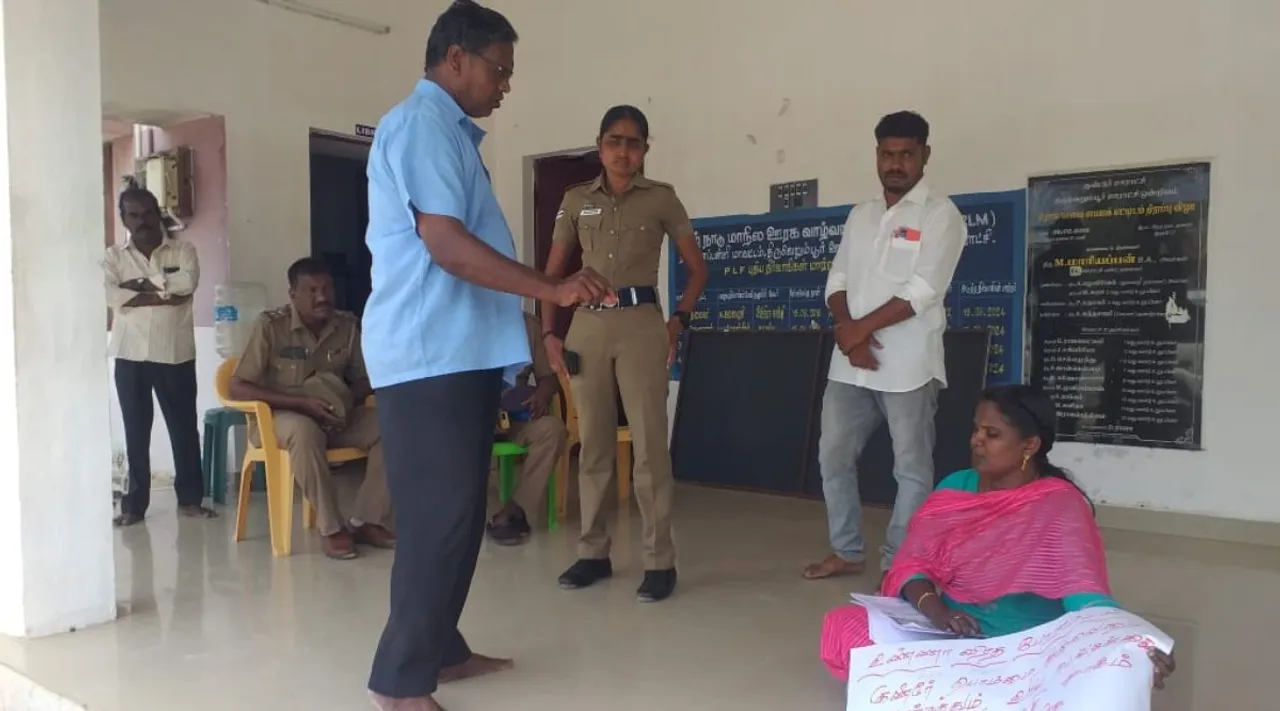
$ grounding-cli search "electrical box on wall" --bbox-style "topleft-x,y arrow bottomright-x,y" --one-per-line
134,146 -> 195,220
770,179 -> 818,211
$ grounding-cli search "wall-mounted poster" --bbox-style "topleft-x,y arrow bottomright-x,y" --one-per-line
1027,163 -> 1210,450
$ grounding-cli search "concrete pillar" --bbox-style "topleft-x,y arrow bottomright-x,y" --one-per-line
0,0 -> 116,637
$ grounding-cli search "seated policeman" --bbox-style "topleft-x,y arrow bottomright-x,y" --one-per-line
230,257 -> 395,559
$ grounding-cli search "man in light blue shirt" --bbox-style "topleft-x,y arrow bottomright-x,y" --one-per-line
364,3 -> 611,710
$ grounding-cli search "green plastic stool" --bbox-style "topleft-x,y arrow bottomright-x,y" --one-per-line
202,407 -> 247,505
493,440 -> 559,531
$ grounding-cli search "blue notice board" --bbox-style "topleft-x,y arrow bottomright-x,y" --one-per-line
669,189 -> 1026,385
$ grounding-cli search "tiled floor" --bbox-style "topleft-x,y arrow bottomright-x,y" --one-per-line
1,485 -> 1277,710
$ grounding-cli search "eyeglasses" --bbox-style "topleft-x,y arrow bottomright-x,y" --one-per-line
469,52 -> 512,82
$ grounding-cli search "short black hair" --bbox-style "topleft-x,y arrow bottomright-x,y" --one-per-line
287,257 -> 331,287
118,176 -> 160,214
599,105 -> 650,141
874,111 -> 930,145
424,1 -> 518,70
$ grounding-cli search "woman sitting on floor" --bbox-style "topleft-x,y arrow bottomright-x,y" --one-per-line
819,385 -> 1175,688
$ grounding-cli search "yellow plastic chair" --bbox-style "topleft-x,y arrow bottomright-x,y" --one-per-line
215,358 -> 370,557
556,371 -> 632,517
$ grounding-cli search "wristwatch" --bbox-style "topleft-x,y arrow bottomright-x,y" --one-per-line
673,310 -> 691,328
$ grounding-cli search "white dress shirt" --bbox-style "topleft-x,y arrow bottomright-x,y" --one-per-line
104,236 -> 200,364
825,182 -> 966,392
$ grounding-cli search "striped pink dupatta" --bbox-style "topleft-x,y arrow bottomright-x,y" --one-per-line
820,477 -> 1111,681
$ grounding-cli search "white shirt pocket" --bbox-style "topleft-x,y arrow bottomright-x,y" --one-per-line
878,226 -> 922,282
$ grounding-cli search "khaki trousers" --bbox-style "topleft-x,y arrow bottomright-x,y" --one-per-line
508,415 -> 569,524
265,406 -> 392,536
566,305 -> 675,569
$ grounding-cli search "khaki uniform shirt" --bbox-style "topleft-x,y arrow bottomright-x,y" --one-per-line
234,305 -> 368,423
551,175 -> 695,288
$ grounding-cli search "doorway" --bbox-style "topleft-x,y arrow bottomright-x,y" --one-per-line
309,130 -> 372,315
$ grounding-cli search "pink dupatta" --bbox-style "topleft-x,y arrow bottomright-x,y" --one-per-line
821,476 -> 1111,681
880,476 -> 1111,601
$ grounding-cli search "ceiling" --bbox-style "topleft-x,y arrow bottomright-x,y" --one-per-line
101,107 -> 214,142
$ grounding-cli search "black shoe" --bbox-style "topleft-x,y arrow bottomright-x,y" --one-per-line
636,569 -> 677,603
485,507 -> 531,546
558,558 -> 613,589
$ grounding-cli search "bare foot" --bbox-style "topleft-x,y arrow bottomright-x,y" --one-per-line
113,512 -> 145,527
369,692 -> 446,711
178,505 -> 218,519
439,653 -> 514,684
802,554 -> 866,580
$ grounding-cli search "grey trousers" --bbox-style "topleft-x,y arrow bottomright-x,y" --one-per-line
817,379 -> 940,571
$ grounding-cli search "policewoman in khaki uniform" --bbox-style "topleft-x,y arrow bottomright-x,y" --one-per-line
542,105 -> 708,602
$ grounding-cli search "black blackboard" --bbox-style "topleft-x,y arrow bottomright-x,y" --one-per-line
670,332 -> 825,493
671,329 -> 990,504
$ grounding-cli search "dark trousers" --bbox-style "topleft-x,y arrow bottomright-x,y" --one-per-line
115,358 -> 205,515
368,369 -> 503,698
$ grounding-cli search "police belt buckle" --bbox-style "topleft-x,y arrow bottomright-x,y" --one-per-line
588,286 -> 638,311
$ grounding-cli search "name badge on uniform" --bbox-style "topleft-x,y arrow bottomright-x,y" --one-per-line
280,346 -> 308,360
580,206 -> 603,217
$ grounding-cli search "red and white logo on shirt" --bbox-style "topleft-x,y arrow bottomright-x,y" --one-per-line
892,226 -> 922,243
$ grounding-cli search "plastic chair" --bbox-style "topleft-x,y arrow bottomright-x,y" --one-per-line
493,440 -> 558,531
202,406 -> 247,505
215,358 -> 371,557
556,370 -> 632,513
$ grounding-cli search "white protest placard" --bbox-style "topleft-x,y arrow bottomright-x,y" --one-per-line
846,607 -> 1173,711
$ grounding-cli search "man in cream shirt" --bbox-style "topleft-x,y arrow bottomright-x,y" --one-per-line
105,181 -> 214,526
803,111 -> 967,580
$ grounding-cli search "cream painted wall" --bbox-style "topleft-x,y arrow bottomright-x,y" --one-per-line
485,0 -> 1280,522
101,0 -> 454,306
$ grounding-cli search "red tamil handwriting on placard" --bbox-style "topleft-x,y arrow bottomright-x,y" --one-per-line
847,608 -> 1172,711
863,647 -> 955,679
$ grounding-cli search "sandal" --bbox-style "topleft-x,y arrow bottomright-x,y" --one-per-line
802,554 -> 866,580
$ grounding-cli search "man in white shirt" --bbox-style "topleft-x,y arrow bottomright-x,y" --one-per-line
803,112 -> 966,580
105,182 -> 215,526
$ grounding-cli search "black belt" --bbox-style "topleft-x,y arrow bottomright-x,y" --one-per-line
585,285 -> 658,311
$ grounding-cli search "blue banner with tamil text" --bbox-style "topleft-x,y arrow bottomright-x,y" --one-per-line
669,189 -> 1026,385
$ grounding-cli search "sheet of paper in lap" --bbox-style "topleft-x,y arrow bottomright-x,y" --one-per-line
846,607 -> 1174,711
852,594 -> 960,644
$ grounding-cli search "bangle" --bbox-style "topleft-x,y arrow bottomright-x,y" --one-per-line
542,330 -> 556,339
915,591 -> 938,609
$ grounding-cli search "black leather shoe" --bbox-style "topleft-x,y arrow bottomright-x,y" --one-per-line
485,507 -> 531,546
558,559 -> 613,590
636,568 -> 677,603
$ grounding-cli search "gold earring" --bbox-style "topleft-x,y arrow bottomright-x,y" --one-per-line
1021,453 -> 1031,471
